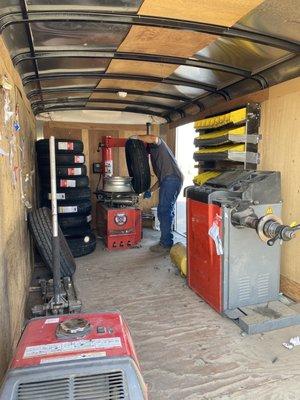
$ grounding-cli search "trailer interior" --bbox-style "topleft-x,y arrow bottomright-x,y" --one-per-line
0,0 -> 300,399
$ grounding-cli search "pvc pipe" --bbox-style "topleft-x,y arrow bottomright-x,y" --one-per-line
49,136 -> 61,305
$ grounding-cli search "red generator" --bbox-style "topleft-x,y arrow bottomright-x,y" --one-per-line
97,203 -> 142,250
0,312 -> 147,399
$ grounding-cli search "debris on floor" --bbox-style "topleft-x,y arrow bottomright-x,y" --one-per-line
282,336 -> 300,349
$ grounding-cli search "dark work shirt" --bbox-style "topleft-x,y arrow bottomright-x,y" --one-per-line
149,138 -> 184,184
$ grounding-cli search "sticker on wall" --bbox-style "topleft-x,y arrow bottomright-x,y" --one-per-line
13,104 -> 21,132
1,76 -> 13,124
0,147 -> 9,157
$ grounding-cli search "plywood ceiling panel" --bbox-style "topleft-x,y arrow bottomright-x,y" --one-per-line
95,59 -> 177,94
92,0 -> 264,114
118,26 -> 216,57
139,0 -> 264,26
96,79 -> 155,91
105,60 -> 177,77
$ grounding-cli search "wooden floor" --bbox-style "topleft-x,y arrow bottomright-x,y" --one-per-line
75,229 -> 300,400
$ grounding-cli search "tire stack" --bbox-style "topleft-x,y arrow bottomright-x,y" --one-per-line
36,139 -> 96,257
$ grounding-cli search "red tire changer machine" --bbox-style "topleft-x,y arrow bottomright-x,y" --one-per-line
95,136 -> 142,250
187,170 -> 300,334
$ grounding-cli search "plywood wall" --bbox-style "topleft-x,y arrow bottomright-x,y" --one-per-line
0,38 -> 36,381
43,122 -> 161,228
259,78 -> 300,301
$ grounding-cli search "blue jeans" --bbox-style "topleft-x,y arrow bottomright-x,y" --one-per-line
157,175 -> 182,247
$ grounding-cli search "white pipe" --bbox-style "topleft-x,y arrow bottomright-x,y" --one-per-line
49,136 -> 61,306
49,136 -> 58,237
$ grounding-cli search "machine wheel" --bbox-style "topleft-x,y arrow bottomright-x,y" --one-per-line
42,187 -> 91,202
37,153 -> 85,166
58,213 -> 92,229
41,175 -> 89,189
66,233 -> 97,258
36,139 -> 83,154
39,164 -> 87,178
61,224 -> 92,237
125,139 -> 151,194
28,207 -> 76,277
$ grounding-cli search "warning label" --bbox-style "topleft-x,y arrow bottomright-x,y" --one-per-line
40,351 -> 106,364
58,142 -> 74,151
58,206 -> 78,214
24,337 -> 122,358
44,318 -> 59,325
74,155 -> 84,163
67,167 -> 82,176
48,193 -> 66,200
60,179 -> 76,188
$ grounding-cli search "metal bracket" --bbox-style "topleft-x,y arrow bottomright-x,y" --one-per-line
31,277 -> 82,317
224,301 -> 300,334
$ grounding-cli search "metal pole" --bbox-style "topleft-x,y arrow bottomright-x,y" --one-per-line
49,136 -> 61,305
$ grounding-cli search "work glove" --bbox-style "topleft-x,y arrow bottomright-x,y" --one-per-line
143,190 -> 152,199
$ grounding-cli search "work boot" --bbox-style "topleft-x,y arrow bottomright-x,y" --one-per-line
149,243 -> 171,254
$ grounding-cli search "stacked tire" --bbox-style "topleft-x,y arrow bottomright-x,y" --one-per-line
36,139 -> 96,257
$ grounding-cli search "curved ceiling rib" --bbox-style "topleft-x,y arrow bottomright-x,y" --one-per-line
31,98 -> 174,111
1,1 -> 299,123
32,105 -> 169,121
13,50 -> 251,78
1,12 -> 299,52
22,72 -> 226,94
27,88 -> 189,102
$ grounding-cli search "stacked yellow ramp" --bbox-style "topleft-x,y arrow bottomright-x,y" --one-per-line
193,104 -> 261,185
194,107 -> 247,130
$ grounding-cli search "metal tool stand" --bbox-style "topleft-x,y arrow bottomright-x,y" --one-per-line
31,136 -> 82,316
187,170 -> 300,334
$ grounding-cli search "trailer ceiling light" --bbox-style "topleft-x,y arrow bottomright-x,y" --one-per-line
118,91 -> 127,98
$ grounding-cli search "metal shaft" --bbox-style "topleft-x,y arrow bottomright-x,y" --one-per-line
146,122 -> 151,135
49,136 -> 61,305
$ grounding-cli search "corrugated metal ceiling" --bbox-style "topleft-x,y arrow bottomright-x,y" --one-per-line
0,0 -> 299,123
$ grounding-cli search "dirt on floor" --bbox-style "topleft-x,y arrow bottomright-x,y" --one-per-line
74,229 -> 300,400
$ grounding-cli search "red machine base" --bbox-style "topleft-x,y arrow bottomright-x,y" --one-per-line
97,202 -> 142,250
187,198 -> 223,313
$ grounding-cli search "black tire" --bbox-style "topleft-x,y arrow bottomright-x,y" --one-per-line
39,164 -> 87,178
28,207 -> 76,277
41,176 -> 89,189
44,200 -> 92,215
66,233 -> 96,258
61,224 -> 92,238
125,139 -> 151,194
58,214 -> 92,229
41,187 -> 91,202
36,139 -> 83,154
37,153 -> 85,166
